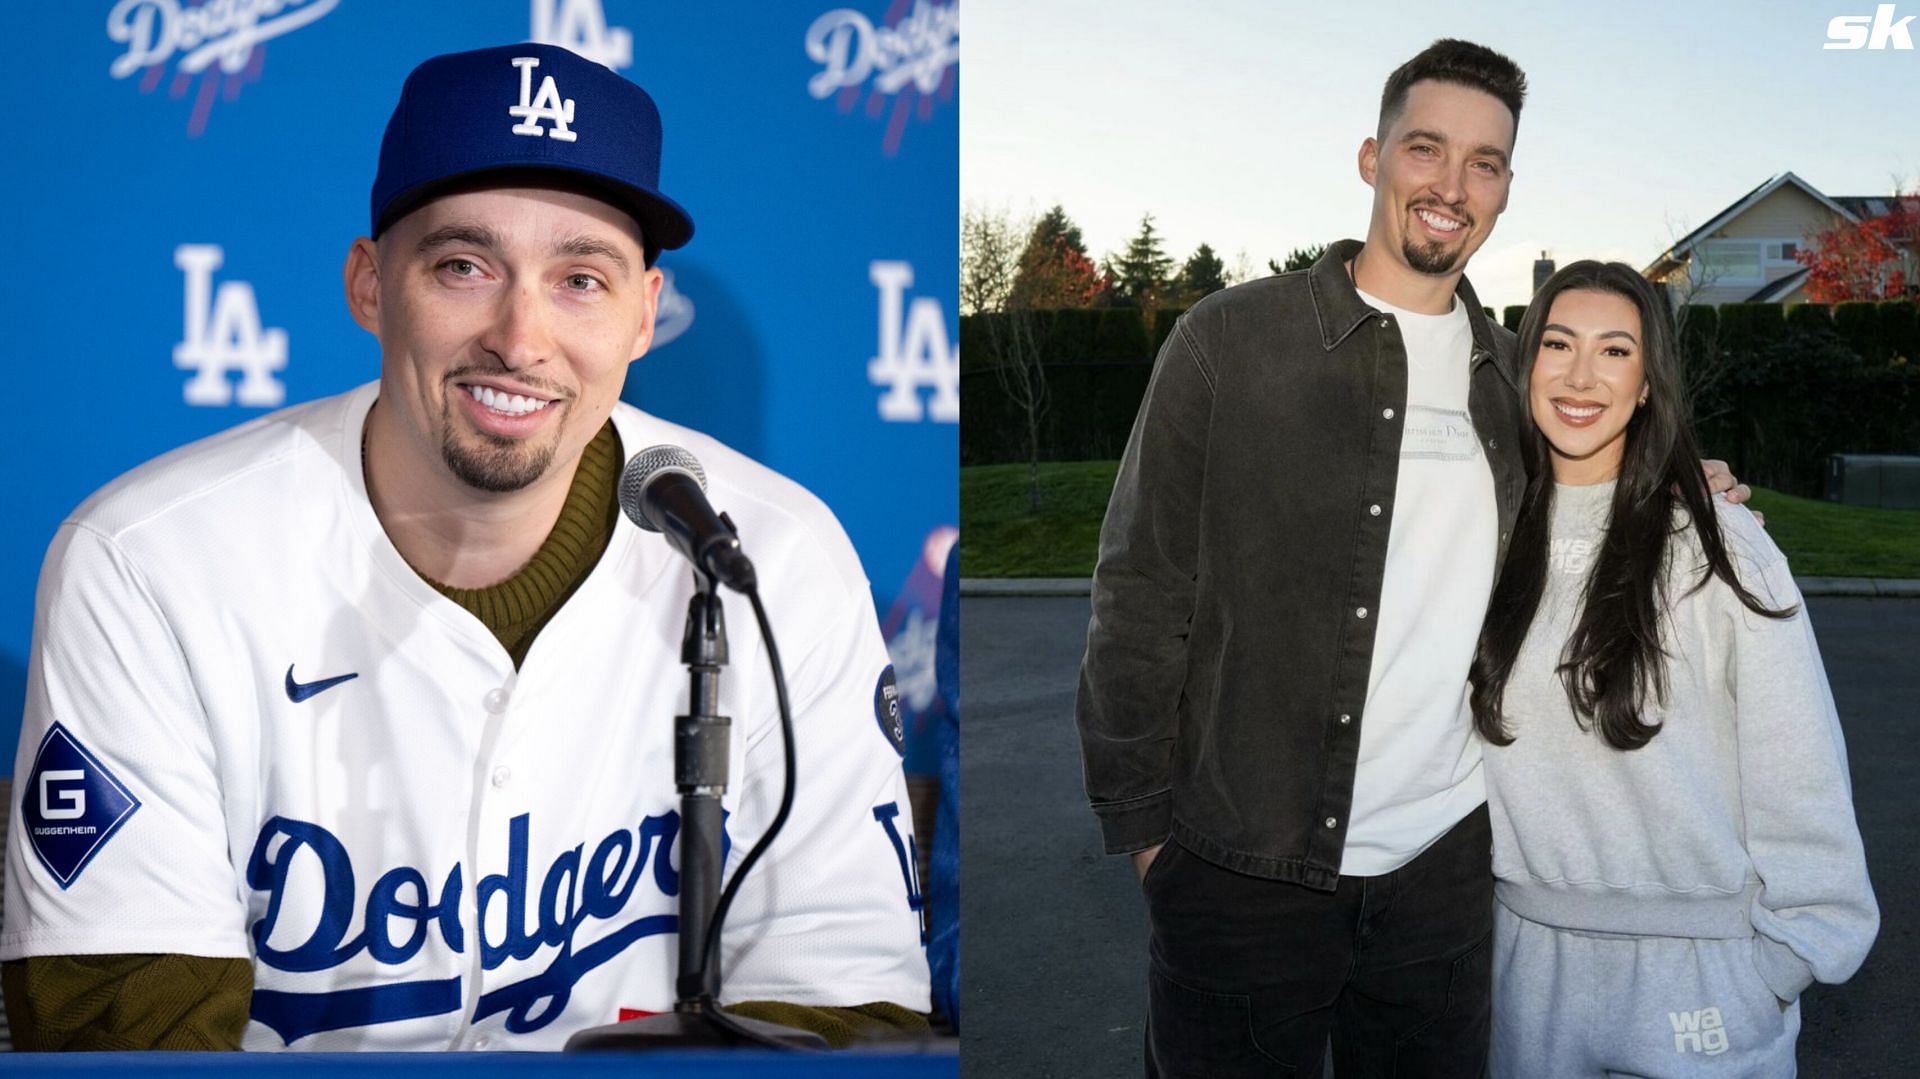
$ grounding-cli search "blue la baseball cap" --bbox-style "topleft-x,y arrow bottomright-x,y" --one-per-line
370,43 -> 694,255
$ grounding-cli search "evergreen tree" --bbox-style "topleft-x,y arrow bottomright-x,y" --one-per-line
1178,242 -> 1228,301
1111,214 -> 1176,309
1273,243 -> 1329,275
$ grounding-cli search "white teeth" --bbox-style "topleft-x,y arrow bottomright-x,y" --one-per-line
1416,209 -> 1462,233
1556,402 -> 1602,419
465,384 -> 551,416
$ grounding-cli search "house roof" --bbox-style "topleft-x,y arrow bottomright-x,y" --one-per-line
1642,171 -> 1861,278
1835,195 -> 1904,218
1747,267 -> 1811,302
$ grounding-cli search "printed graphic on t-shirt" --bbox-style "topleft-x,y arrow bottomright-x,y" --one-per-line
1400,406 -> 1480,461
1550,537 -> 1596,576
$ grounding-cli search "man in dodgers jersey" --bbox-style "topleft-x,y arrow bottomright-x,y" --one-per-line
2,43 -> 930,1050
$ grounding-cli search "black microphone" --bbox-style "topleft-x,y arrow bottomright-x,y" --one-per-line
618,446 -> 757,592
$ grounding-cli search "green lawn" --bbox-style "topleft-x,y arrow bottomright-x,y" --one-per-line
959,461 -> 1120,577
961,461 -> 1920,580
1744,486 -> 1920,578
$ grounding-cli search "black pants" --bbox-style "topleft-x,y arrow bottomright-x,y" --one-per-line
1143,804 -> 1493,1078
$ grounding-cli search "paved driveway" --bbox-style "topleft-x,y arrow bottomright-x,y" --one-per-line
959,596 -> 1918,1077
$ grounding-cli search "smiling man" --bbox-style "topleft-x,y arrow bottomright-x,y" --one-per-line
2,43 -> 929,1051
1075,39 -> 1747,1077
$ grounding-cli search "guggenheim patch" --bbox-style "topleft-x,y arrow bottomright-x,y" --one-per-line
21,723 -> 142,889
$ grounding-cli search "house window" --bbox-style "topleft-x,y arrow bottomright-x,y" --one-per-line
1765,242 -> 1801,263
1694,241 -> 1762,285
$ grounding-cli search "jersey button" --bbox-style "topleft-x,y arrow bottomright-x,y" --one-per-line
1324,817 -> 1338,829
1355,607 -> 1368,620
484,688 -> 511,714
1339,713 -> 1352,725
1382,407 -> 1395,420
491,766 -> 512,788
1368,504 -> 1382,516
474,1034 -> 491,1050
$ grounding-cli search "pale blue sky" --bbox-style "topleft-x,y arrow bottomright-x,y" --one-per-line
963,0 -> 1920,311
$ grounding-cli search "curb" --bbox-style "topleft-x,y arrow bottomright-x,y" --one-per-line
962,577 -> 1920,599
959,578 -> 1094,597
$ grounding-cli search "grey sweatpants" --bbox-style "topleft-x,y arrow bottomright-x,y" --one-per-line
1491,901 -> 1799,1078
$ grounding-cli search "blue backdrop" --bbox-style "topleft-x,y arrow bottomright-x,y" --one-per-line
0,0 -> 959,771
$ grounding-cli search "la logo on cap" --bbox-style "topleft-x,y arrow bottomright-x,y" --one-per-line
509,56 -> 577,142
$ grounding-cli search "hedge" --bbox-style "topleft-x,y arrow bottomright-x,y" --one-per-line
960,308 -> 1154,374
1676,302 -> 1918,496
965,300 -> 1920,495
962,361 -> 1153,466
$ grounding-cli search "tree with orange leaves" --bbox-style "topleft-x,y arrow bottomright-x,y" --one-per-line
1008,205 -> 1108,309
1796,194 -> 1919,303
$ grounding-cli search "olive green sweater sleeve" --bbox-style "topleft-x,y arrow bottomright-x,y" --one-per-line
2,954 -> 250,1051
0,952 -> 925,1051
723,1000 -> 930,1047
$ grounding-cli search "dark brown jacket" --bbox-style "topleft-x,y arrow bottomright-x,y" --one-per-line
1076,240 -> 1526,890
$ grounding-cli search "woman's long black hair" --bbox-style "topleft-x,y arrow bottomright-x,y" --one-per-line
1469,261 -> 1791,750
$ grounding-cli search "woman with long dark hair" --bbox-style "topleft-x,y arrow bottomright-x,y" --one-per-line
1471,261 -> 1877,1077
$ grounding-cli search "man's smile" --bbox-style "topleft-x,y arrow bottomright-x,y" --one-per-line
452,377 -> 565,438
460,383 -> 556,417
1413,204 -> 1468,237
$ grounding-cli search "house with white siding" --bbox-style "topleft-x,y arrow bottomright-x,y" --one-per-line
1642,172 -> 1915,306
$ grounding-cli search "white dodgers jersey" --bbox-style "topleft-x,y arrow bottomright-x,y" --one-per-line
2,383 -> 930,1049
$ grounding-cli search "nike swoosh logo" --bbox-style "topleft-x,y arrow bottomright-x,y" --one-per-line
285,665 -> 359,703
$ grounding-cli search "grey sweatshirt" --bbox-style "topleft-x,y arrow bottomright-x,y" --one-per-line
1482,481 -> 1878,1002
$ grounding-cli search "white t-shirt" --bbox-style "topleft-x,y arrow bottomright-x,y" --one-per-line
3,384 -> 930,1049
1340,287 -> 1499,876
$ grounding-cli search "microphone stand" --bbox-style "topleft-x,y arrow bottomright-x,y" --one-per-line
565,569 -> 826,1051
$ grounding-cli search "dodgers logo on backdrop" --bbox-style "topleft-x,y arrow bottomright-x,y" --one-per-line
880,527 -> 957,728
105,0 -> 340,137
530,0 -> 633,70
652,269 -> 695,348
869,261 -> 958,423
174,244 -> 288,407
21,724 -> 143,889
805,1 -> 958,155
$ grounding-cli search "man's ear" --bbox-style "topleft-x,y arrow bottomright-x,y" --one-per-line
344,237 -> 381,334
1358,137 -> 1382,188
626,266 -> 668,361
